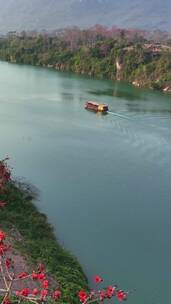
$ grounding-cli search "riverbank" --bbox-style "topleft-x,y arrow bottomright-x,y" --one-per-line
0,180 -> 88,303
0,31 -> 171,93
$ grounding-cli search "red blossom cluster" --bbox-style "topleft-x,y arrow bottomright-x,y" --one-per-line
0,230 -> 61,304
0,231 -> 128,304
0,158 -> 11,209
0,158 -> 11,190
0,231 -> 9,256
78,275 -> 127,303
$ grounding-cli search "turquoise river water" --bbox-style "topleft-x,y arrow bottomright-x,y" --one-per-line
0,61 -> 170,304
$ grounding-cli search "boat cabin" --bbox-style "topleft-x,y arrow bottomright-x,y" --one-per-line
85,101 -> 108,113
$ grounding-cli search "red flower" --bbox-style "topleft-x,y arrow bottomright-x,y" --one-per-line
38,272 -> 46,280
52,290 -> 61,301
21,288 -> 30,297
41,289 -> 48,300
18,288 -> 30,297
0,243 -> 9,255
18,272 -> 28,279
2,298 -> 10,304
32,272 -> 38,280
99,290 -> 107,301
78,290 -> 88,303
5,258 -> 12,269
93,275 -> 103,284
42,280 -> 49,289
116,290 -> 127,301
15,291 -> 20,296
106,286 -> 116,298
0,201 -> 6,208
0,231 -> 6,242
32,288 -> 39,296
4,171 -> 11,181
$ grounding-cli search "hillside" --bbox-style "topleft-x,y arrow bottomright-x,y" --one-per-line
0,0 -> 170,33
0,31 -> 170,91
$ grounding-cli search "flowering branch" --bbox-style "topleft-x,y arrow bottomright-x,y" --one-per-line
78,276 -> 128,303
0,230 -> 62,304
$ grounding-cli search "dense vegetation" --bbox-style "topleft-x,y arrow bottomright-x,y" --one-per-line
0,28 -> 171,91
0,181 -> 88,304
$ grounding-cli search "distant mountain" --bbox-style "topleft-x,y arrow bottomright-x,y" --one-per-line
0,0 -> 170,33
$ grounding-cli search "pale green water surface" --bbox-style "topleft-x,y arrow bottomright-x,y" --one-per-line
0,62 -> 170,304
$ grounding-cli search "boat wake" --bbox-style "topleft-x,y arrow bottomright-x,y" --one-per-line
107,111 -> 130,119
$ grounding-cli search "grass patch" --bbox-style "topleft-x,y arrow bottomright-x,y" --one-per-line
0,181 -> 88,303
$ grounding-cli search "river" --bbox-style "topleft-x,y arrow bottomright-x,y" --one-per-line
0,61 -> 170,304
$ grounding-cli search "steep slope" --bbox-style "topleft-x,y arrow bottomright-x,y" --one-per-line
0,0 -> 170,33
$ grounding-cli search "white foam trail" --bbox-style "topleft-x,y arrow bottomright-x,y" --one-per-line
108,111 -> 130,119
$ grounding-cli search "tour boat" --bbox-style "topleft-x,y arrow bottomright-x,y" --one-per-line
85,101 -> 108,113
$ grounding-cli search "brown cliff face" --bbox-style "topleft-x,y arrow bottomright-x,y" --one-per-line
163,83 -> 171,92
116,59 -> 124,81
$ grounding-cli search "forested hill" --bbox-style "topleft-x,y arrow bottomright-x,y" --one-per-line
0,0 -> 171,33
0,29 -> 171,92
